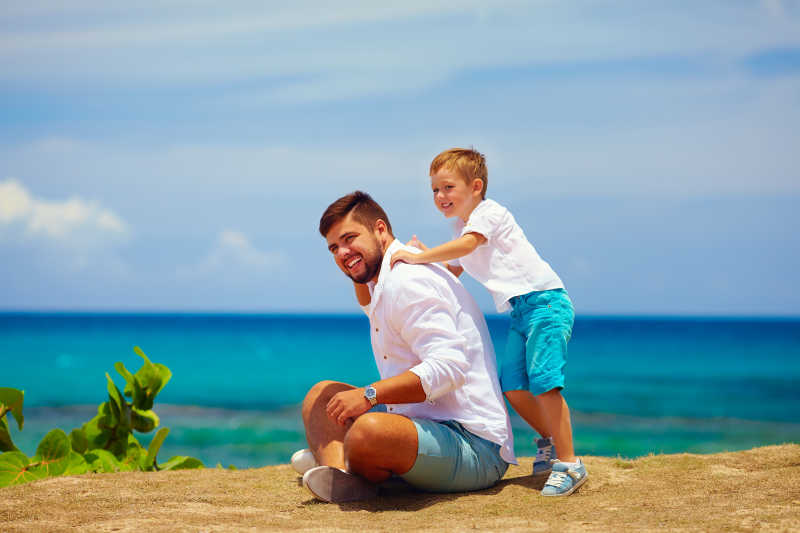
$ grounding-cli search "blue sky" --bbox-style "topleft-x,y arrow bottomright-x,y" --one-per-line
1,1 -> 798,315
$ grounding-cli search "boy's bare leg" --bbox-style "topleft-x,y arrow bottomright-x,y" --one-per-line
301,381 -> 418,482
536,388 -> 577,463
504,389 -> 550,438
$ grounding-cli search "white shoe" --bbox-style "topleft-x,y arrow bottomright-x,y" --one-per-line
302,465 -> 378,503
291,448 -> 319,475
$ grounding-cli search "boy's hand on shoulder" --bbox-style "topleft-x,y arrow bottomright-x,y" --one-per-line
406,234 -> 428,251
390,249 -> 417,268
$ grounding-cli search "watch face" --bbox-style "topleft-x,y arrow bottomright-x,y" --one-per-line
365,386 -> 377,403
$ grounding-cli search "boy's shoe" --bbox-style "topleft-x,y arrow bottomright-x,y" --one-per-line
291,448 -> 319,475
541,459 -> 588,497
302,465 -> 378,503
532,437 -> 557,475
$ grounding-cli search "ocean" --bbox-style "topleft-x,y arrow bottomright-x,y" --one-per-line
2,313 -> 799,468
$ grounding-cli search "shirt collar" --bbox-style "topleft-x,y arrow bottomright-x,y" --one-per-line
366,238 -> 403,314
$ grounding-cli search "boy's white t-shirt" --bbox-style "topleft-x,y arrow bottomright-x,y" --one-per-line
451,198 -> 564,312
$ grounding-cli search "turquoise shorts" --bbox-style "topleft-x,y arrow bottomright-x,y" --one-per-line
500,288 -> 575,396
400,418 -> 508,493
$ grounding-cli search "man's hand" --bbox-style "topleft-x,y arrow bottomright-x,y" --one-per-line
326,388 -> 371,426
391,249 -> 425,268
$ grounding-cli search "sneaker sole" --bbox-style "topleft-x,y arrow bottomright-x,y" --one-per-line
302,466 -> 378,503
541,472 -> 588,497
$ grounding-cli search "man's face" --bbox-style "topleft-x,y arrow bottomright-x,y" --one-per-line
325,213 -> 384,284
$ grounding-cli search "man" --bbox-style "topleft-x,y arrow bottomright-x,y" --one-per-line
297,191 -> 516,503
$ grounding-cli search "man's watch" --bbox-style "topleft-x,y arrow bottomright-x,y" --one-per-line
364,385 -> 378,406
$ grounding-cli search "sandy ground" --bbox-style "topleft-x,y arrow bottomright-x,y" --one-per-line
2,444 -> 799,532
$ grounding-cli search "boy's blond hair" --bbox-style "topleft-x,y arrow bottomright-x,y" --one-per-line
429,147 -> 488,199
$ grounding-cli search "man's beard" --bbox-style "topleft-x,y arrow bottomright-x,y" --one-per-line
346,241 -> 383,284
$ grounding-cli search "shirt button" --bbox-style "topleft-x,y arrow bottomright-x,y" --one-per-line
375,327 -> 379,332
388,407 -> 393,412
383,355 -> 387,359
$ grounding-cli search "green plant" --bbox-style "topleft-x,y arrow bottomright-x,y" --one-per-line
0,346 -> 203,487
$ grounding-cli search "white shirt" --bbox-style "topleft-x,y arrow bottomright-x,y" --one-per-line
361,239 -> 516,464
452,198 -> 564,312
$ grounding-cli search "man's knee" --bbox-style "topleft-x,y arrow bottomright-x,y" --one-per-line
344,413 -> 384,456
301,380 -> 347,423
343,413 -> 390,481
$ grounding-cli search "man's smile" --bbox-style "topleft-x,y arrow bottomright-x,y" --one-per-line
345,255 -> 363,270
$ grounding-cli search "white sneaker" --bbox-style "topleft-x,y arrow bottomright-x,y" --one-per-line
291,448 -> 319,475
302,465 -> 378,503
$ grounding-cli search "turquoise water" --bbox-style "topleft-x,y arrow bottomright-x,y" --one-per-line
2,313 -> 799,467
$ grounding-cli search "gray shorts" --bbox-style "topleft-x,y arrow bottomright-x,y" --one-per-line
400,418 -> 508,493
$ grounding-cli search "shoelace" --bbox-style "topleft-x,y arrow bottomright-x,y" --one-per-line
535,446 -> 553,462
545,471 -> 570,487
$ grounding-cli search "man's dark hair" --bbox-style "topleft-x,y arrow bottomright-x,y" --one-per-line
319,191 -> 393,237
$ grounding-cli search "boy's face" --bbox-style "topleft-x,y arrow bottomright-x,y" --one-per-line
430,166 -> 483,221
325,212 -> 385,284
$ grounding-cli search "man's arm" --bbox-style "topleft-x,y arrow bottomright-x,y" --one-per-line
353,281 -> 371,306
392,270 -> 471,401
325,371 -> 425,426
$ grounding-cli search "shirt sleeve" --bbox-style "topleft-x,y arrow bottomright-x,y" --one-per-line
461,201 -> 501,243
387,267 -> 469,401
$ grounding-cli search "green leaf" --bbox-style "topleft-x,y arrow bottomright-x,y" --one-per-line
84,449 -> 122,473
0,416 -> 19,453
0,387 -> 25,430
159,455 -> 204,470
143,427 -> 170,470
64,451 -> 89,476
131,346 -> 172,410
106,373 -> 131,430
33,429 -> 71,477
83,412 -> 112,451
131,407 -> 159,433
120,444 -> 145,472
114,361 -> 140,400
0,451 -> 46,487
69,428 -> 88,454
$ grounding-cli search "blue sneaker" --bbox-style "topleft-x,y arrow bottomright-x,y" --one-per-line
541,459 -> 588,496
532,437 -> 557,475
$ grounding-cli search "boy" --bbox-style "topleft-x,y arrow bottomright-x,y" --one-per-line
389,148 -> 587,497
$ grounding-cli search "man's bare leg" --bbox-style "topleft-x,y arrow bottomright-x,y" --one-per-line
301,380 -> 354,470
344,412 -> 418,483
301,381 -> 419,480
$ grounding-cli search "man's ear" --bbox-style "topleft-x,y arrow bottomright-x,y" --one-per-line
373,219 -> 391,246
373,219 -> 388,236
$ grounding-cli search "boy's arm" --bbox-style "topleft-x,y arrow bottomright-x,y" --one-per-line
391,232 -> 486,268
408,235 -> 463,276
353,282 -> 371,306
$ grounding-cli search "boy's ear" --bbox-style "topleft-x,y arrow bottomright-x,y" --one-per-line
472,179 -> 484,194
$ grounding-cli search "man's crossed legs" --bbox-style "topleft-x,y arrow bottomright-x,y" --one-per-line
300,380 -> 508,503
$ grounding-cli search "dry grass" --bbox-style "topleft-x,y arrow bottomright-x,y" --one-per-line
2,444 -> 799,532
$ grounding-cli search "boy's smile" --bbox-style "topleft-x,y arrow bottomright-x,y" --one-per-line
430,167 -> 484,222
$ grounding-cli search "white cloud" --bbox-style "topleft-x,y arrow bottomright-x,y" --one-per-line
177,230 -> 289,282
0,178 -> 128,244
